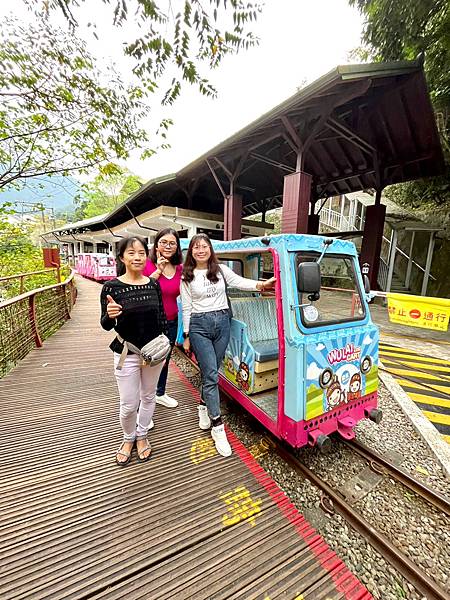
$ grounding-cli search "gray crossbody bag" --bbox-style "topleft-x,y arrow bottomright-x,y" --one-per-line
115,333 -> 171,370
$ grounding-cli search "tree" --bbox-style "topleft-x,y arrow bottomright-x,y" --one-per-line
74,165 -> 143,219
349,0 -> 450,210
0,203 -> 42,279
26,0 -> 262,105
2,1 -> 261,191
0,15 -> 154,190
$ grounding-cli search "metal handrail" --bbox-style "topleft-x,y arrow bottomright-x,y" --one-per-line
0,267 -> 64,296
0,267 -> 60,283
0,271 -> 77,378
382,235 -> 436,281
0,271 -> 75,309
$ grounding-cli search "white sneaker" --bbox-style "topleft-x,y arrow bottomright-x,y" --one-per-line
211,424 -> 232,457
155,393 -> 178,408
198,405 -> 211,430
149,420 -> 154,430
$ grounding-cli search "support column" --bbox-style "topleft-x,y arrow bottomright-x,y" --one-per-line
385,230 -> 398,293
308,213 -> 320,235
359,203 -> 386,289
421,232 -> 436,296
92,242 -> 98,253
405,231 -> 416,290
281,171 -> 311,234
224,193 -> 242,241
340,195 -> 346,229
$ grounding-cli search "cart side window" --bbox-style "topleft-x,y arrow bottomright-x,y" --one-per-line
219,259 -> 243,277
295,253 -> 365,327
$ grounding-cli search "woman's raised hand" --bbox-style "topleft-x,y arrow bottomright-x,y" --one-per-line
156,249 -> 169,274
257,277 -> 276,291
106,294 -> 123,319
263,277 -> 276,289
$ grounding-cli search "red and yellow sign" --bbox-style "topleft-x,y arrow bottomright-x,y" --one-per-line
386,293 -> 450,332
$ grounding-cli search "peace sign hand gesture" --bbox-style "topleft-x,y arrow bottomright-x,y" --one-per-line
156,249 -> 169,274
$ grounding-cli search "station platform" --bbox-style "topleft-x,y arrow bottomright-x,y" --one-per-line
0,277 -> 371,600
379,340 -> 450,444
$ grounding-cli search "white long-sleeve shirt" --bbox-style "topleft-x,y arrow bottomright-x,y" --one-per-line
181,264 -> 259,333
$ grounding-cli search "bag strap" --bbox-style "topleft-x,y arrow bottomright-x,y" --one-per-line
219,266 -> 233,318
115,334 -> 142,370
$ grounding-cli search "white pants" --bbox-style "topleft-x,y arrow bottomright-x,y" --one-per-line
113,353 -> 165,441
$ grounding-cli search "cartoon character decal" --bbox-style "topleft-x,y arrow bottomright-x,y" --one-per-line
225,356 -> 235,375
325,376 -> 346,410
305,330 -> 378,420
347,372 -> 362,402
360,355 -> 372,374
236,361 -> 250,392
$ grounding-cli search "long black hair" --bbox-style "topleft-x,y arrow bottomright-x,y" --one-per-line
182,233 -> 220,283
116,236 -> 149,276
149,228 -> 182,265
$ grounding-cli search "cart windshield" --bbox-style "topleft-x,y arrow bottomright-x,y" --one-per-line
295,253 -> 365,328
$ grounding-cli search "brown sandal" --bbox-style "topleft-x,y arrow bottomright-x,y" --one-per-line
116,441 -> 133,467
136,437 -> 152,463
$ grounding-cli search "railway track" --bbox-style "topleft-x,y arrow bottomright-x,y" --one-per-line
344,438 -> 450,516
270,438 -> 450,600
174,347 -> 450,600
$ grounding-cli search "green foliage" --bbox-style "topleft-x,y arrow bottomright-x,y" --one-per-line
74,165 -> 143,219
27,0 -> 263,105
0,202 -> 70,298
0,212 -> 41,286
386,174 -> 450,210
0,15 -> 152,190
349,0 -> 450,209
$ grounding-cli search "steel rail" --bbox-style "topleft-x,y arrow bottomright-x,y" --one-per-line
344,439 -> 450,516
272,440 -> 450,600
174,348 -> 450,599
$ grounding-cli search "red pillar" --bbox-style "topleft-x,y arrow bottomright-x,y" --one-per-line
224,193 -> 242,241
281,171 -> 312,234
359,203 -> 386,289
308,213 -> 320,235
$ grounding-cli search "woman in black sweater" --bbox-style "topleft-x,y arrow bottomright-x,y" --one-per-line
100,236 -> 168,466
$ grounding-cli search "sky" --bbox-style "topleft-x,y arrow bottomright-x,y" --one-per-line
127,0 -> 365,180
1,0 -> 365,185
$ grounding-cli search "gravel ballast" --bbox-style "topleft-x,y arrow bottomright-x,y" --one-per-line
172,351 -> 450,599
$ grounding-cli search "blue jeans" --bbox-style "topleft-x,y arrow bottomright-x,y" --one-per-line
156,319 -> 178,396
189,310 -> 231,419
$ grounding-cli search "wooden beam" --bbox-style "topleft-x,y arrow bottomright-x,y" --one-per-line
250,152 -> 295,173
326,117 -> 377,156
206,159 -> 228,199
213,157 -> 233,179
281,116 -> 303,151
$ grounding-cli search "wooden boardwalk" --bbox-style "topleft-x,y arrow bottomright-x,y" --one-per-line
0,277 -> 371,600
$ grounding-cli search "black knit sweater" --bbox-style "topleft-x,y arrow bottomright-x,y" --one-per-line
100,278 -> 168,354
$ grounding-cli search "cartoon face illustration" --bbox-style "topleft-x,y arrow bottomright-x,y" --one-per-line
349,373 -> 361,393
239,363 -> 249,382
326,376 -> 346,410
225,356 -> 234,374
236,361 -> 250,391
347,372 -> 362,402
360,356 -> 372,374
319,367 -> 333,389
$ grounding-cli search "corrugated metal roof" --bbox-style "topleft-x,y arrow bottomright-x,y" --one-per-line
49,58 -> 444,235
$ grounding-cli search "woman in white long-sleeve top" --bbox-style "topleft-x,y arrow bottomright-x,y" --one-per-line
180,234 -> 275,457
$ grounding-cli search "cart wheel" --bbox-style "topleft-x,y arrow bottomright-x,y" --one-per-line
316,434 -> 332,454
368,408 -> 383,424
